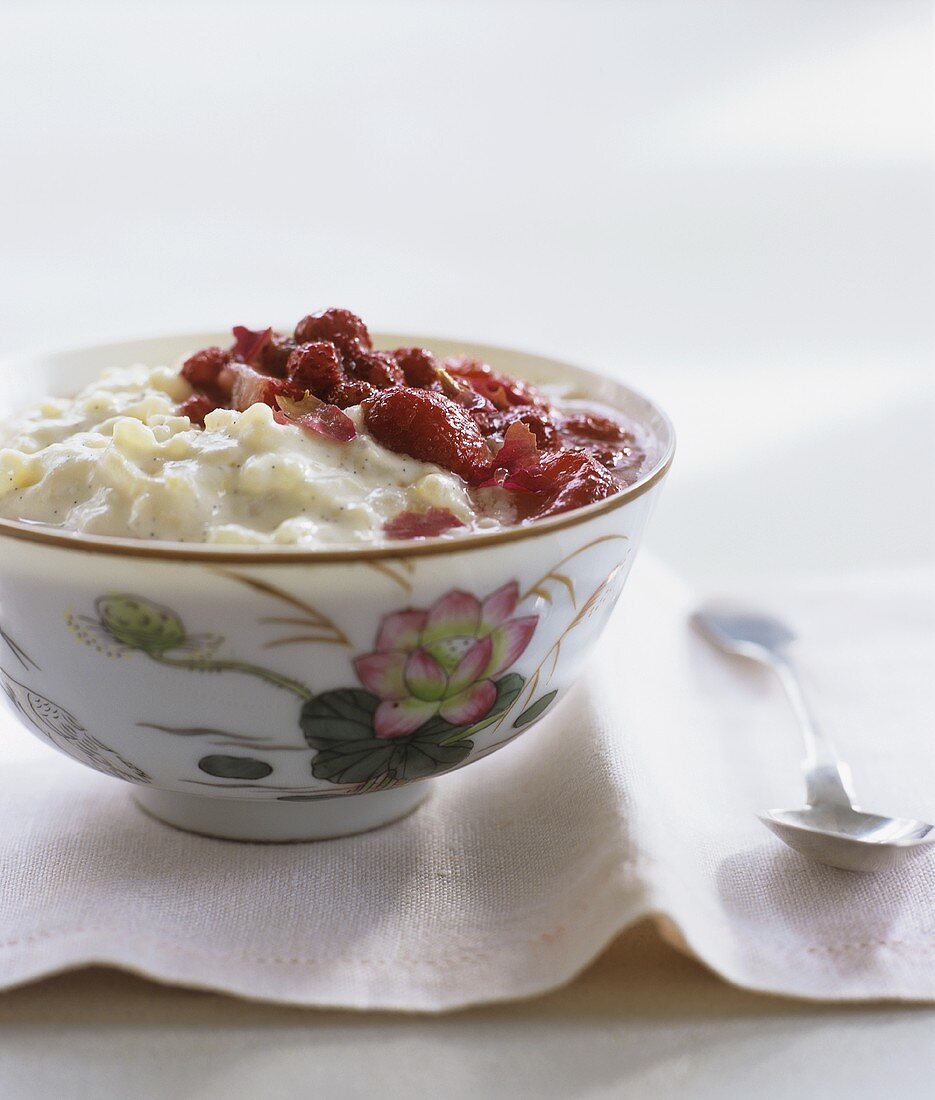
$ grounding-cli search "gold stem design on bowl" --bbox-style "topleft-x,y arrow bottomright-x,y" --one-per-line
149,653 -> 312,701
215,569 -> 351,649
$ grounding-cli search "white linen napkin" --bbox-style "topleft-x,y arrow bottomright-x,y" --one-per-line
1,556 -> 933,1010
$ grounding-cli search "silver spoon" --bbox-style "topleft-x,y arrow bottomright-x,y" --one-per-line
692,606 -> 934,873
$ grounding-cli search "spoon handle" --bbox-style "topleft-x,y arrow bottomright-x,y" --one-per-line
771,654 -> 856,810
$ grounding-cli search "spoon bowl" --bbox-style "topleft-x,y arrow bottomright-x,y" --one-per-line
760,807 -> 935,873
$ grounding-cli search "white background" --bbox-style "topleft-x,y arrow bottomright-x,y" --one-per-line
1,0 -> 931,368
0,2 -> 933,1097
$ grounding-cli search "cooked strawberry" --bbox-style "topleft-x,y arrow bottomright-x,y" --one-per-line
351,351 -> 404,389
294,309 -> 371,360
498,406 -> 558,449
362,388 -> 493,484
178,393 -> 220,426
286,342 -> 344,397
392,347 -> 439,388
444,356 -> 537,407
181,346 -> 230,390
327,378 -> 376,408
516,451 -> 618,519
559,412 -> 639,468
561,411 -> 633,443
383,508 -> 466,540
260,334 -> 297,377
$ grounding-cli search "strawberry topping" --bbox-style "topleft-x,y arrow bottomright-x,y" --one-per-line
286,342 -> 344,396
181,346 -> 230,391
178,308 -> 645,520
294,309 -> 371,361
383,508 -> 466,540
178,393 -> 220,426
362,388 -> 493,485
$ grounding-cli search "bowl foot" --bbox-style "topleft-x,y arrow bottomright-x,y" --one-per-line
134,784 -> 429,842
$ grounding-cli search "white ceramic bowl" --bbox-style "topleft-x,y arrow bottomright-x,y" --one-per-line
0,333 -> 674,841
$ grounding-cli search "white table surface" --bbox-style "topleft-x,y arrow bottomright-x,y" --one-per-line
0,2 -> 932,1096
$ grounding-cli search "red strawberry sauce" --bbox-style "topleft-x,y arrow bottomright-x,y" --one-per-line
179,309 -> 647,528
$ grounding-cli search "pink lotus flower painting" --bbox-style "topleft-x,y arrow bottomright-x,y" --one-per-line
300,582 -> 548,787
355,583 -> 538,739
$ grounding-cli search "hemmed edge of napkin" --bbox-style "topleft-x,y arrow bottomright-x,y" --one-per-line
0,868 -> 656,1012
